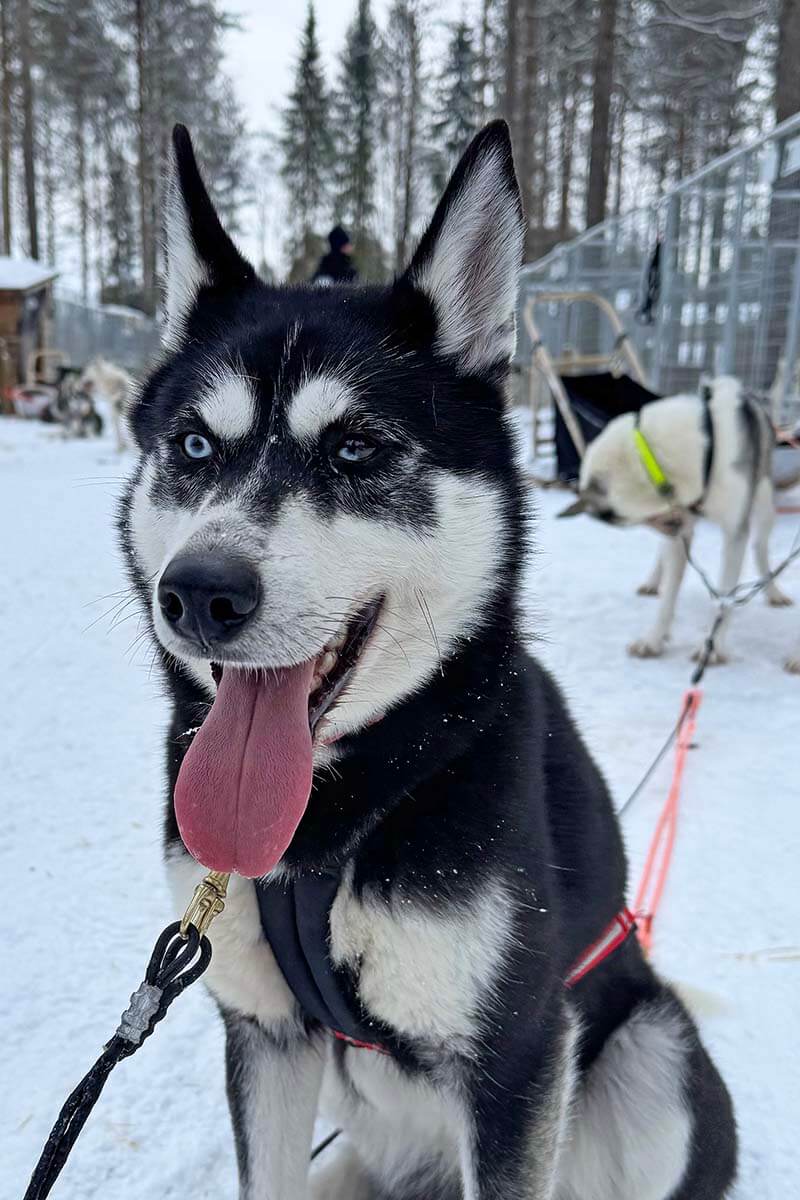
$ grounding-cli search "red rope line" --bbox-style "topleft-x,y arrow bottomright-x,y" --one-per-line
633,688 -> 702,955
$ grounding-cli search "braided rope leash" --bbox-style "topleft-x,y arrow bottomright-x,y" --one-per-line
23,872 -> 230,1200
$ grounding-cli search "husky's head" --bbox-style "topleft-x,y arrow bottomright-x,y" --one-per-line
121,121 -> 525,877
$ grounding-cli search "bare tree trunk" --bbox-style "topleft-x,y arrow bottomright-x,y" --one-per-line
397,15 -> 419,270
775,0 -> 800,124
585,0 -> 617,228
19,0 -> 39,259
76,95 -> 89,301
612,95 -> 626,217
478,0 -> 492,120
0,0 -> 12,254
516,1 -> 538,258
42,91 -> 56,263
135,0 -> 155,312
502,0 -> 519,139
558,71 -> 575,239
391,5 -> 420,272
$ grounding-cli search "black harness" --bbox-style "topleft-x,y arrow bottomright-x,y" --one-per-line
696,385 -> 715,511
255,871 -> 387,1049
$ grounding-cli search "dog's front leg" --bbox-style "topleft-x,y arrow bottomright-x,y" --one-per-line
629,528 -> 691,658
224,1012 -> 325,1200
457,1007 -> 578,1200
691,524 -> 749,664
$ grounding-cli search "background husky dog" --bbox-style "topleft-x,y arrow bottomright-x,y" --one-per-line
561,378 -> 792,662
77,356 -> 134,451
119,123 -> 737,1199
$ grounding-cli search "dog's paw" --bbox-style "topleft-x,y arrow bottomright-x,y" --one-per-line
784,656 -> 800,674
691,644 -> 729,666
636,582 -> 660,597
767,588 -> 793,607
627,637 -> 665,658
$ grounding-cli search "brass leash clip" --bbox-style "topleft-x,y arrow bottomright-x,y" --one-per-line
179,870 -> 230,939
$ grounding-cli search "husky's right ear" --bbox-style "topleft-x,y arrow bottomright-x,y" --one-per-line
557,496 -> 588,518
399,120 -> 524,374
163,124 -> 255,347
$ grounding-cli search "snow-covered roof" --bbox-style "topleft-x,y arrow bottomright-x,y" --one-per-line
100,303 -> 148,321
0,256 -> 58,291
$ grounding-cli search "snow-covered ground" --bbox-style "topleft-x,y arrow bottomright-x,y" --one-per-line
2,414 -> 799,1198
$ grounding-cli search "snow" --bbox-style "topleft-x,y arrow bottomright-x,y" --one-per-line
0,256 -> 58,291
2,412 -> 799,1198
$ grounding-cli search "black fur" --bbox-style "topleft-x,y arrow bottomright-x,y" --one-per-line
119,122 -> 737,1199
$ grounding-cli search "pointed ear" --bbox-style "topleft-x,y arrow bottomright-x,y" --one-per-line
163,124 -> 255,346
557,497 -> 588,518
401,120 -> 524,373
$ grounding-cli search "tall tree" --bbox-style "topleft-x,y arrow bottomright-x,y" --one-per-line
18,0 -> 38,258
502,0 -> 519,141
429,20 -> 480,195
335,0 -> 379,238
516,1 -> 540,256
585,0 -> 617,228
281,3 -> 333,276
383,0 -> 425,271
0,0 -> 12,253
775,0 -> 800,124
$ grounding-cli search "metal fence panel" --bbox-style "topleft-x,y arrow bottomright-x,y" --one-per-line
518,113 -> 800,432
50,292 -> 161,376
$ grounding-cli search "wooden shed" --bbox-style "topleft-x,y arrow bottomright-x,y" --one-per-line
0,257 -> 58,411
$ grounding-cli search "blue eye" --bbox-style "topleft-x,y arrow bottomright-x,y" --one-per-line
335,436 -> 377,463
181,432 -> 213,460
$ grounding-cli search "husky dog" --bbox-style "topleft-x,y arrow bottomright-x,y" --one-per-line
560,378 -> 792,662
120,123 -> 736,1200
77,356 -> 134,451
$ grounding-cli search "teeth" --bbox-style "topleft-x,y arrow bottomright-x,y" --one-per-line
318,650 -> 338,676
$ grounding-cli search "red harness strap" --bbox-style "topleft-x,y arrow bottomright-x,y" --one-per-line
563,907 -> 638,988
331,908 -> 637,1050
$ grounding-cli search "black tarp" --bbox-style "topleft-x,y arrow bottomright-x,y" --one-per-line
554,372 -> 660,482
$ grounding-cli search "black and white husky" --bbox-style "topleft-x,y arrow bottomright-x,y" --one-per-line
120,123 -> 737,1199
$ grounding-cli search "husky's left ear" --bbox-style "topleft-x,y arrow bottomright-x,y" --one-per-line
401,120 -> 524,373
163,124 -> 256,346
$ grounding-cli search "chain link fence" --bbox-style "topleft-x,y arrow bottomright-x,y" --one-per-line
517,112 -> 800,433
50,291 -> 161,377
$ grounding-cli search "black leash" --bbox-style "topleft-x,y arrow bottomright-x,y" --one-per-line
24,921 -> 212,1200
23,868 -> 344,1200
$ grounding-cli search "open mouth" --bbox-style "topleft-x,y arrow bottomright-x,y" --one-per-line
307,595 -> 384,736
174,596 -> 384,878
208,593 -> 384,740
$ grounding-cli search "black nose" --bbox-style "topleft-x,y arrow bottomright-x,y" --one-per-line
157,553 -> 260,648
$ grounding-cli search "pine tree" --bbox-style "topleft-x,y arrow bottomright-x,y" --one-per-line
382,0 -> 426,271
0,0 -> 13,253
281,3 -> 333,278
103,143 -> 138,305
335,0 -> 378,239
428,21 -> 480,196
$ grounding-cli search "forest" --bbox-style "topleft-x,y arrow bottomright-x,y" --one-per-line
1,1 -> 799,307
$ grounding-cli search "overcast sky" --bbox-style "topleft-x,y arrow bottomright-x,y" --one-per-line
221,1 -> 465,268
223,1 -> 463,137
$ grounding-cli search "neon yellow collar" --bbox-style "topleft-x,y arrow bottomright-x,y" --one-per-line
633,423 -> 674,499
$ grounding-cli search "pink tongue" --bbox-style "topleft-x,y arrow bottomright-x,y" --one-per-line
174,662 -> 315,877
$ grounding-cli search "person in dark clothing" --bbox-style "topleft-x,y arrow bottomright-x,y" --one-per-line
313,226 -> 358,284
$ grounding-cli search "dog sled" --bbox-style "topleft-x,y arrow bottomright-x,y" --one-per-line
520,290 -> 800,491
521,290 -> 659,483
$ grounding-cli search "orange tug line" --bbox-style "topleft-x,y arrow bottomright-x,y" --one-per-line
633,688 -> 703,955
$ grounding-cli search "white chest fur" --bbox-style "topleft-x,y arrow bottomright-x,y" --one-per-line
167,851 -> 512,1050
